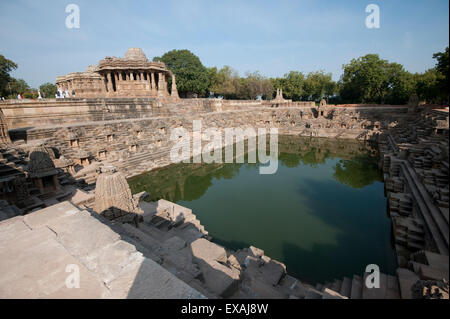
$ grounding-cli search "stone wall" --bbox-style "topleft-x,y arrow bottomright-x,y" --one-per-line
6,98 -> 409,178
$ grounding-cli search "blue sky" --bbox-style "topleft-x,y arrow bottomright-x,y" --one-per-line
0,0 -> 448,88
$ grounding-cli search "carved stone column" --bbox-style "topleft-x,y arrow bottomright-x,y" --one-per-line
151,72 -> 157,96
147,72 -> 152,92
157,72 -> 166,97
115,72 -> 120,94
171,74 -> 180,100
106,72 -> 113,93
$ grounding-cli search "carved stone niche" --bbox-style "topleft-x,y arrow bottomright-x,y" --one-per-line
98,150 -> 107,160
66,130 -> 82,148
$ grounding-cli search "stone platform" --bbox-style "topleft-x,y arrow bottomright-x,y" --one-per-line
0,202 -> 204,299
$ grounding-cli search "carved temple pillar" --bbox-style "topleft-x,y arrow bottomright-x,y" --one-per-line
147,72 -> 152,91
157,72 -> 164,97
151,72 -> 157,96
171,74 -> 180,100
106,72 -> 113,93
53,174 -> 60,191
67,81 -> 72,96
115,72 -> 120,94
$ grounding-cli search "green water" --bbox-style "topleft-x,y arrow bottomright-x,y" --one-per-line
128,136 -> 397,284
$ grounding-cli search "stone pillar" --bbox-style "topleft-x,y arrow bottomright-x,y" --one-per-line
147,72 -> 152,91
35,178 -> 44,194
157,72 -> 166,97
151,72 -> 157,96
53,174 -> 60,191
115,72 -> 120,94
0,109 -> 11,144
106,72 -> 113,93
171,74 -> 180,100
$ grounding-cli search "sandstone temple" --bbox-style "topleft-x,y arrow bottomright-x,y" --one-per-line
56,48 -> 179,99
0,50 -> 448,299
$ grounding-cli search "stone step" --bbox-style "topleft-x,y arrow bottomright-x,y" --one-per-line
330,279 -> 342,293
323,281 -> 332,290
304,288 -> 323,299
350,275 -> 362,299
339,277 -> 352,298
362,272 -> 400,299
322,288 -> 348,299
120,223 -> 162,254
137,222 -> 169,242
400,161 -> 448,254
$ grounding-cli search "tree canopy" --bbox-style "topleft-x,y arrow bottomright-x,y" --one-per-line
339,54 -> 416,104
0,54 -> 18,97
157,49 -> 210,97
39,82 -> 57,98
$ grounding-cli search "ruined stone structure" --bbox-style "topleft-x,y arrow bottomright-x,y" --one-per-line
27,145 -> 60,194
93,165 -> 142,222
56,48 -> 178,99
0,92 -> 448,299
0,109 -> 10,144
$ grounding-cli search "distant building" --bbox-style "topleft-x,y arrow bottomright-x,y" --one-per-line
56,48 -> 179,99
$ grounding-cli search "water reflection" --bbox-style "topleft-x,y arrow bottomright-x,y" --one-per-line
128,136 -> 396,284
128,136 -> 382,202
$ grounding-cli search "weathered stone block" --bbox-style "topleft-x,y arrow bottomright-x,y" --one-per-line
249,246 -> 264,257
190,238 -> 227,264
24,201 -> 80,229
107,257 -> 204,299
259,260 -> 287,286
46,210 -> 121,258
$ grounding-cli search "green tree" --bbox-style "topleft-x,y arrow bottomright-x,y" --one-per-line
384,63 -> 415,105
339,54 -> 414,104
243,71 -> 273,100
159,49 -> 210,97
414,69 -> 438,103
432,47 -> 449,102
340,54 -> 387,103
279,71 -> 305,101
39,82 -> 57,99
208,66 -> 238,98
0,54 -> 18,97
8,78 -> 30,98
303,71 -> 336,101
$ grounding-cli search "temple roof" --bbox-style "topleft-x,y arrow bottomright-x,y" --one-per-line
124,48 -> 148,61
27,146 -> 58,178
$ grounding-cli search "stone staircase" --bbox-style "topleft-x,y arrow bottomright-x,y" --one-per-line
305,272 -> 400,299
399,159 -> 449,255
